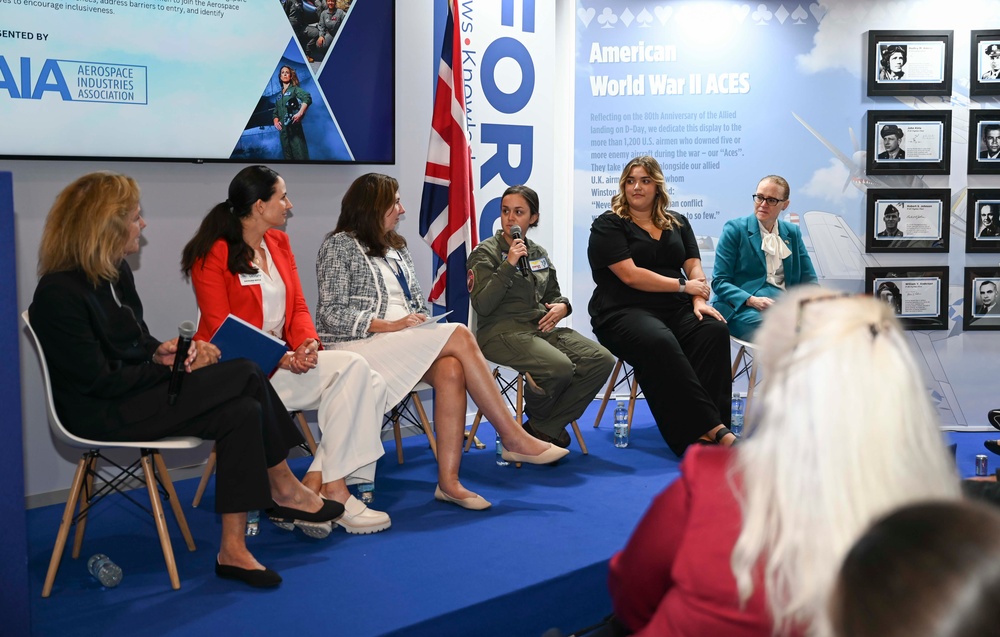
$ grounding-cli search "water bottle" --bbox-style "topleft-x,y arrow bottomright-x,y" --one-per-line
357,481 -> 375,504
87,554 -> 123,588
246,509 -> 260,536
730,393 -> 744,437
613,400 -> 629,448
496,431 -> 509,466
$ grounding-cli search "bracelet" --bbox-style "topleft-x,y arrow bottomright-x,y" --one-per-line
677,279 -> 686,294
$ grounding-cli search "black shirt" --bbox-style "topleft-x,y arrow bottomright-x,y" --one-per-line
587,211 -> 700,328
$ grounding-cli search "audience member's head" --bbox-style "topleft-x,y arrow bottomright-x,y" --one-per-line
830,500 -> 1000,637
730,287 -> 960,635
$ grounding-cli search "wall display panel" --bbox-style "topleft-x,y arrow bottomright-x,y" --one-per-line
964,268 -> 1000,330
571,0 -> 1000,430
965,189 -> 1000,252
866,266 -> 949,330
0,0 -> 395,164
866,30 -> 953,97
866,110 -> 951,175
865,188 -> 950,253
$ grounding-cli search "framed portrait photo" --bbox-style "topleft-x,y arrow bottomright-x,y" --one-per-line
963,268 -> 1000,331
866,110 -> 951,175
965,190 -> 1000,252
867,30 -> 953,97
971,30 -> 1000,97
865,189 -> 950,253
967,110 -> 1000,174
866,266 -> 949,330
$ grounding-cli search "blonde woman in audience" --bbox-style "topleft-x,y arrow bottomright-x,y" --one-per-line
608,288 -> 960,636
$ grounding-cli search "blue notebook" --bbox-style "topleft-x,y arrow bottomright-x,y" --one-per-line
209,314 -> 288,375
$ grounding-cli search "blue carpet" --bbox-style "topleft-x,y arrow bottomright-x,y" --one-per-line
23,402 -> 993,637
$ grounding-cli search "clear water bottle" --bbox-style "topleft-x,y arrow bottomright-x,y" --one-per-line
613,400 -> 629,448
87,554 -> 123,588
730,393 -> 744,437
246,509 -> 260,536
496,431 -> 509,466
357,481 -> 375,504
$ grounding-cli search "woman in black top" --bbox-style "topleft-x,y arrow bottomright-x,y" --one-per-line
588,156 -> 736,455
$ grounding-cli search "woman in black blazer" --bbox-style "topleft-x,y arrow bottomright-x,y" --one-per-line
29,171 -> 342,587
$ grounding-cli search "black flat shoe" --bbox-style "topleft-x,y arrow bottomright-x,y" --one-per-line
989,409 -> 1000,431
215,561 -> 282,588
522,420 -> 571,449
268,498 -> 344,523
985,440 -> 1000,456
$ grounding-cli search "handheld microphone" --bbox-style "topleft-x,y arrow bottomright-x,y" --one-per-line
510,225 -> 531,277
167,321 -> 197,405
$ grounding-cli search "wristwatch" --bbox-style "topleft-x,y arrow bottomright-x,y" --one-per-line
677,279 -> 686,294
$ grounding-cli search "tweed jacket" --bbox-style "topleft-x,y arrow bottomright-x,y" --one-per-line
315,231 -> 429,344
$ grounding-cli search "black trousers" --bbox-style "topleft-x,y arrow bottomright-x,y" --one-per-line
107,360 -> 303,513
593,306 -> 732,456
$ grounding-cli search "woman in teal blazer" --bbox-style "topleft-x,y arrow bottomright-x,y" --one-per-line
711,176 -> 818,340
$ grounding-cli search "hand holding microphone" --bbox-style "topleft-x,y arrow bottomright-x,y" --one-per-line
167,321 -> 196,405
510,225 -> 531,277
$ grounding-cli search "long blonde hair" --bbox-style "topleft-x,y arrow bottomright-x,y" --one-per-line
38,171 -> 140,286
610,155 -> 679,230
730,287 -> 960,636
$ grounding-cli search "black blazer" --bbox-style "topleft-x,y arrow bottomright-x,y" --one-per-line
29,262 -> 170,439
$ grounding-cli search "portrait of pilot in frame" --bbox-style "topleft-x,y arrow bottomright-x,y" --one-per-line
980,123 -> 1000,160
879,44 -> 907,81
979,204 -> 1000,238
877,204 -> 905,238
877,125 -> 906,160
975,279 -> 1000,316
983,43 -> 1000,80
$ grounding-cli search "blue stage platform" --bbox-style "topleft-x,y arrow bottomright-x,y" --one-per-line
23,401 -> 992,637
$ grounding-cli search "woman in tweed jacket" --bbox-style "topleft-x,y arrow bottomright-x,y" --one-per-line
315,173 -> 568,510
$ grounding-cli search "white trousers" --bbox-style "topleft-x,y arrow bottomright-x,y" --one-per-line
269,350 -> 388,484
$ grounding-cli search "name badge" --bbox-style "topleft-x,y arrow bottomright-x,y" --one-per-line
529,257 -> 548,272
239,271 -> 263,286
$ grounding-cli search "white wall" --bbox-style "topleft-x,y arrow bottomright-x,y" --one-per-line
8,2 -> 440,500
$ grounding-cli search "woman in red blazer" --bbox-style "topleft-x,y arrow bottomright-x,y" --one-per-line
182,165 -> 391,536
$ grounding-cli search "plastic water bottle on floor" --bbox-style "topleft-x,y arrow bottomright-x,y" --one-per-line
246,509 -> 260,536
730,393 -> 744,437
87,554 -> 123,588
357,481 -> 375,504
496,432 -> 509,466
613,400 -> 629,448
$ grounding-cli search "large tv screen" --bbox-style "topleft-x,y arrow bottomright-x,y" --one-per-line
1,0 -> 394,164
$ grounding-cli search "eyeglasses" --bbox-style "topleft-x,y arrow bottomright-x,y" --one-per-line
752,194 -> 787,206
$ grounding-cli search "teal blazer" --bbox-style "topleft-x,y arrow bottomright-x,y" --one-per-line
711,215 -> 817,338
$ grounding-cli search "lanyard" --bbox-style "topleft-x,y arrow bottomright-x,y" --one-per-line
383,257 -> 416,308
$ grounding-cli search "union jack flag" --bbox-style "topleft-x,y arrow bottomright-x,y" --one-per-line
419,0 -> 477,325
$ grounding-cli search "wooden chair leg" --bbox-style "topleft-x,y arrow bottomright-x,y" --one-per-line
141,452 -> 180,590
410,392 -> 437,460
153,452 -> 196,552
627,368 -> 639,437
191,445 -> 216,508
593,358 -> 623,428
71,454 -> 97,559
571,421 -> 588,455
42,456 -> 88,597
731,344 -> 747,381
465,368 -> 500,452
746,353 -> 759,413
392,410 -> 406,464
294,411 -> 318,455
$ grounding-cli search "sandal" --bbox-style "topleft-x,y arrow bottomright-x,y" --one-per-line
713,426 -> 739,446
985,439 -> 1000,456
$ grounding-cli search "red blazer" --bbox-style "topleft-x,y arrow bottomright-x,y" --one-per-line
609,446 -> 794,637
190,230 -> 319,350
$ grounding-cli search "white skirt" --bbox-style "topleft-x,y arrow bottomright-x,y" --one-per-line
329,321 -> 459,407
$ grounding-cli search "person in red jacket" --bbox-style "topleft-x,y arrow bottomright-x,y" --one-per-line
182,165 -> 391,536
608,288 -> 960,636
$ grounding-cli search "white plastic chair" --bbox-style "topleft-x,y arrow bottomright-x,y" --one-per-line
22,311 -> 200,597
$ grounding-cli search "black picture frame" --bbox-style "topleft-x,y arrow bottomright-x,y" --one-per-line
971,30 -> 1000,97
965,190 -> 1000,252
967,110 -> 1000,174
865,188 -> 950,253
866,266 -> 949,330
867,30 -> 953,97
963,268 -> 1000,331
866,110 -> 951,175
